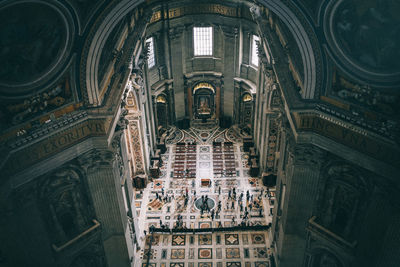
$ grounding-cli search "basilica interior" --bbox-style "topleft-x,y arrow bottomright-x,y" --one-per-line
0,0 -> 399,267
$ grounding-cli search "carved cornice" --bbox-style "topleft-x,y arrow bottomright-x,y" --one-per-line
8,110 -> 88,149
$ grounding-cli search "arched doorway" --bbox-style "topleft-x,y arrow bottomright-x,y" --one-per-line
192,82 -> 216,122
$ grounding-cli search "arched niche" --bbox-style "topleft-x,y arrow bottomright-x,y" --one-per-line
239,92 -> 254,126
155,93 -> 168,130
192,82 -> 216,121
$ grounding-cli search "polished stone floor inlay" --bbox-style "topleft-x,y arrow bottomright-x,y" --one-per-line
136,126 -> 274,266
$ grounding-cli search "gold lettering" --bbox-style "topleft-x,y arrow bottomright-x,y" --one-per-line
3,119 -> 107,175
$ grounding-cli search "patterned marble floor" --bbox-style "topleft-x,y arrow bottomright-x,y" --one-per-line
135,126 -> 274,266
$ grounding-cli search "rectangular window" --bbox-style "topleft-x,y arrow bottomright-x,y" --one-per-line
146,37 -> 155,68
251,35 -> 260,66
193,27 -> 213,56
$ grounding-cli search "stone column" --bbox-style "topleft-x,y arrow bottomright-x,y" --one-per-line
221,26 -> 238,119
169,26 -> 185,120
79,149 -> 131,267
275,143 -> 325,267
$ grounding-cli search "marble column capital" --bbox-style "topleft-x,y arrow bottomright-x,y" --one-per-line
77,149 -> 114,171
289,144 -> 326,167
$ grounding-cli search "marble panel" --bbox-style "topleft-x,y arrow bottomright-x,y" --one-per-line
225,248 -> 240,259
251,233 -> 266,244
171,249 -> 185,259
225,234 -> 239,245
198,248 -> 212,259
172,235 -> 186,246
198,234 -> 212,245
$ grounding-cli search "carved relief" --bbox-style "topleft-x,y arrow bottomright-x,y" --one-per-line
332,69 -> 399,115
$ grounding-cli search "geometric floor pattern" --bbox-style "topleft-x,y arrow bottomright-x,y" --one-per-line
136,126 -> 274,266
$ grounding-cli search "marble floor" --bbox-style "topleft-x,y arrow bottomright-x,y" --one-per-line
135,125 -> 275,266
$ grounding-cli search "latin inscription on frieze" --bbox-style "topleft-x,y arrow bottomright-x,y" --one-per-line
153,4 -> 237,21
3,119 -> 107,175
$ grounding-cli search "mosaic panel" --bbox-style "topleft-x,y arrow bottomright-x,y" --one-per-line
171,249 -> 185,259
172,235 -> 186,246
254,247 -> 268,258
198,234 -> 212,245
254,262 -> 269,267
226,263 -> 241,267
245,263 -> 251,267
189,263 -> 194,267
251,233 -> 266,244
225,248 -> 240,259
170,263 -> 185,267
198,248 -> 212,259
198,263 -> 212,267
217,263 -> 222,267
161,263 -> 166,267
225,234 -> 239,245
142,264 -> 156,267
